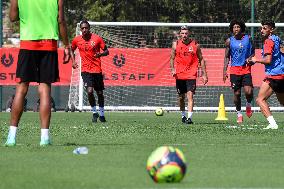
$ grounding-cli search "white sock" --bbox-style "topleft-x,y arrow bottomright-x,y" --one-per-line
99,107 -> 104,116
181,111 -> 186,118
92,106 -> 97,113
246,102 -> 251,107
267,116 -> 278,126
8,126 -> 17,139
188,112 -> 193,119
237,111 -> 242,117
41,129 -> 49,141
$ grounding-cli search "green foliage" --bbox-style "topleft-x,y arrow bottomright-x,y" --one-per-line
64,0 -> 282,23
2,0 -> 283,43
84,1 -> 114,21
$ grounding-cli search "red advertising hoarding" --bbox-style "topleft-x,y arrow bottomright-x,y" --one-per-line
0,48 -> 72,86
0,48 -> 264,86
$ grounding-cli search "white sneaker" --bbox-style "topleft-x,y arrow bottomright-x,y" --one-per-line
263,124 -> 278,130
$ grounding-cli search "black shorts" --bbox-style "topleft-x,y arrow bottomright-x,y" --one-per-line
264,78 -> 284,93
16,49 -> 59,83
230,74 -> 253,90
176,79 -> 196,94
81,72 -> 105,91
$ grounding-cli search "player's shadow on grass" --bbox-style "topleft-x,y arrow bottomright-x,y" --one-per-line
201,122 -> 229,125
60,142 -> 131,146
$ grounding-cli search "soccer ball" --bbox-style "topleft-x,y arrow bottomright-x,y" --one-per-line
155,108 -> 164,116
146,146 -> 187,183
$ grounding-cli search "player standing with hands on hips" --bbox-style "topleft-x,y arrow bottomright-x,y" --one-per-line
170,25 -> 208,124
71,21 -> 109,123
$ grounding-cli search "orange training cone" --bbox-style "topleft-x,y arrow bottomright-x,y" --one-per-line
215,94 -> 228,121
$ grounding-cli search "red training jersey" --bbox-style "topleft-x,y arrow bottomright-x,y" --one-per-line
72,34 -> 106,73
174,39 -> 199,80
263,38 -> 274,56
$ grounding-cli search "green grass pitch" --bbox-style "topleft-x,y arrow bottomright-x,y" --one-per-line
1,112 -> 284,189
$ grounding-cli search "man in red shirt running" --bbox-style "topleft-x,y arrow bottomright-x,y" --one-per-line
72,20 -> 109,123
170,25 -> 208,124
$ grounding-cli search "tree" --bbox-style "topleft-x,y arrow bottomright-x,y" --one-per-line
3,0 -> 283,44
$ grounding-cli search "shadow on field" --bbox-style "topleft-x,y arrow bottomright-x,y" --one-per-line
59,142 -> 131,146
200,122 -> 228,125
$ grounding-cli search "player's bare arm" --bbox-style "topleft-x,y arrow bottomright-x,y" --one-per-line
223,38 -> 230,83
70,42 -> 79,69
170,41 -> 177,76
197,44 -> 208,85
250,54 -> 272,65
280,43 -> 284,53
9,0 -> 19,22
250,38 -> 273,65
95,46 -> 109,58
58,0 -> 74,64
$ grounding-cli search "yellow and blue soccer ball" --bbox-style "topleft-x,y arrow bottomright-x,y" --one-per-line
146,146 -> 187,183
155,108 -> 164,116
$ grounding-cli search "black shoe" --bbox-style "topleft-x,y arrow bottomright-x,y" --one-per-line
186,118 -> 193,124
92,113 -> 99,122
182,116 -> 193,124
99,116 -> 106,122
182,116 -> 187,123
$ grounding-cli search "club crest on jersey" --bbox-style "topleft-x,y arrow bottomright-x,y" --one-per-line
188,46 -> 193,52
90,41 -> 96,47
239,43 -> 243,48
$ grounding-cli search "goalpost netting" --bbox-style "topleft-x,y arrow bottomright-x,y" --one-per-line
68,22 -> 284,112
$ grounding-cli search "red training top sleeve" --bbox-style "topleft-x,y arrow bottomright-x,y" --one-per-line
263,39 -> 274,55
71,37 -> 78,51
99,36 -> 106,50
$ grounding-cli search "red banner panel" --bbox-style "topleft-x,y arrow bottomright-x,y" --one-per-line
102,48 -> 264,87
0,48 -> 18,84
102,48 -> 172,86
0,48 -> 264,86
0,48 -> 72,86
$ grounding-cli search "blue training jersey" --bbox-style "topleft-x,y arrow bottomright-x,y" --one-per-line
262,35 -> 284,75
230,35 -> 254,66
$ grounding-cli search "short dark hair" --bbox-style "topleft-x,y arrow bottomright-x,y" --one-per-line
180,25 -> 190,31
261,20 -> 275,29
80,20 -> 90,28
229,20 -> 246,33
